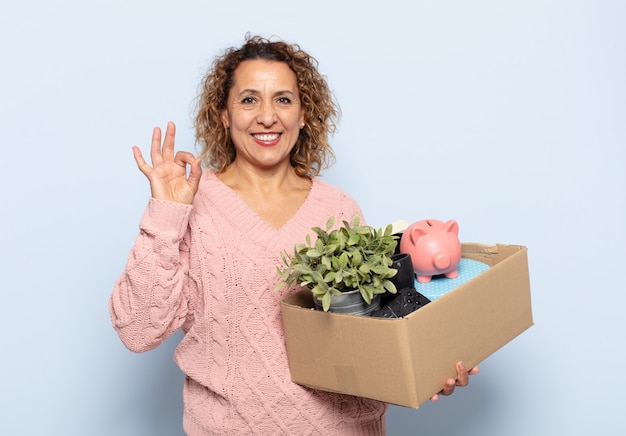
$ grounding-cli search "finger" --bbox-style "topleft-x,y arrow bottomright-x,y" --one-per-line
469,366 -> 480,376
150,126 -> 163,166
441,378 -> 456,396
455,361 -> 469,387
173,151 -> 196,167
132,146 -> 152,177
161,121 -> 177,161
431,374 -> 457,402
187,156 -> 203,190
173,151 -> 203,192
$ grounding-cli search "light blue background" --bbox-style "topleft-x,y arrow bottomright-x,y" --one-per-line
1,1 -> 624,435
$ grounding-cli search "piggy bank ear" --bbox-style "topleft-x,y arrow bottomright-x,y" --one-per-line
444,220 -> 459,235
410,226 -> 429,244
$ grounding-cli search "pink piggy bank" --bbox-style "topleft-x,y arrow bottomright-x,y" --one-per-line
399,219 -> 462,283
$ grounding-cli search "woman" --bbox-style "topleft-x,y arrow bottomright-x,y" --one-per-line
110,35 -> 477,435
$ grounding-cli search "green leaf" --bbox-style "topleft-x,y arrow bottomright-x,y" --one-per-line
386,267 -> 398,278
309,271 -> 323,284
322,292 -> 332,312
347,233 -> 360,246
383,280 -> 397,294
325,216 -> 335,231
321,256 -> 332,269
339,252 -> 349,269
334,270 -> 343,283
371,265 -> 391,275
359,285 -> 373,304
324,243 -> 339,255
311,284 -> 327,296
329,287 -> 343,297
324,271 -> 336,283
294,264 -> 312,274
344,275 -> 354,287
306,248 -> 323,258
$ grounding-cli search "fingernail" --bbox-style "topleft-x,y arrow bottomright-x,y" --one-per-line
458,362 -> 465,371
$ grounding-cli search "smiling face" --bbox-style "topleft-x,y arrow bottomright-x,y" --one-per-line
220,59 -> 306,172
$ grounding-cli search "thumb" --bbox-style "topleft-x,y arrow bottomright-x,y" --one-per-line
187,157 -> 203,189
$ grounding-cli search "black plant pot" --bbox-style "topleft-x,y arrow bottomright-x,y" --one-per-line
370,287 -> 431,318
312,289 -> 382,315
390,252 -> 415,291
393,232 -> 404,255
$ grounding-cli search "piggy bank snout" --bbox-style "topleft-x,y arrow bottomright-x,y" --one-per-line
432,252 -> 451,270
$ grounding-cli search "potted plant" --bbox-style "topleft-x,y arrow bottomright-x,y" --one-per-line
275,216 -> 399,314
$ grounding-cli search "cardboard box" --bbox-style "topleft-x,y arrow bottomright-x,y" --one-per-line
280,242 -> 533,408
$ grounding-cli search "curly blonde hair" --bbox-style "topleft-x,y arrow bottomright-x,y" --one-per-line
194,35 -> 340,177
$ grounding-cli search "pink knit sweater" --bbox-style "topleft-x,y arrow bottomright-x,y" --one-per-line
110,171 -> 387,435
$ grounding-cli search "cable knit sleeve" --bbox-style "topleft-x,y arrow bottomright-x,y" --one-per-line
109,198 -> 193,353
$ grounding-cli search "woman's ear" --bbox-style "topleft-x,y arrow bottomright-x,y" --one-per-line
299,109 -> 306,129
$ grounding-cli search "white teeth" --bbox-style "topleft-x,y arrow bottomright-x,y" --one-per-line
254,133 -> 279,141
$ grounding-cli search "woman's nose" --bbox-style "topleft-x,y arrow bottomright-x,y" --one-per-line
256,101 -> 277,126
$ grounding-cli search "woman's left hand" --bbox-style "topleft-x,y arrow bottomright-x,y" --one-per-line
430,361 -> 480,402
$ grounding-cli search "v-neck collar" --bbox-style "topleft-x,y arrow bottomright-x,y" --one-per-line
200,171 -> 327,249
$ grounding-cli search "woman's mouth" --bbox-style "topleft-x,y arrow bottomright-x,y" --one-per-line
252,133 -> 281,146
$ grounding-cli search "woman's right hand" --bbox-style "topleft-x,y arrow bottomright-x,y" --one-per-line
132,121 -> 203,204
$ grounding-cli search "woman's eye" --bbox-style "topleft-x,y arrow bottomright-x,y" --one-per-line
241,96 -> 257,104
277,96 -> 292,104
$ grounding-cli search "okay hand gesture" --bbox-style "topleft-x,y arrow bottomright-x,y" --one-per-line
132,121 -> 203,204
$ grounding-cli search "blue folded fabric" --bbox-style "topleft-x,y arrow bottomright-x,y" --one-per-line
414,258 -> 490,301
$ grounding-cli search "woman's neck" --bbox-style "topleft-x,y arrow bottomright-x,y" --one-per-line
217,160 -> 308,194
216,161 -> 312,229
